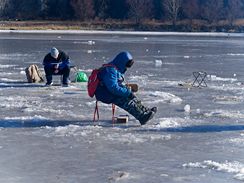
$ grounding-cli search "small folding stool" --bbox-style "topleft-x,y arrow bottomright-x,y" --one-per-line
192,71 -> 207,87
93,101 -> 116,123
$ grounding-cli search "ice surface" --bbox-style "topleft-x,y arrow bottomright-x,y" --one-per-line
0,31 -> 244,183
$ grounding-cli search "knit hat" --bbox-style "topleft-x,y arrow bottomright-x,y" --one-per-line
50,47 -> 59,58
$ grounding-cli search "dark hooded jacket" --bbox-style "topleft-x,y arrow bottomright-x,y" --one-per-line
43,50 -> 70,69
95,51 -> 133,104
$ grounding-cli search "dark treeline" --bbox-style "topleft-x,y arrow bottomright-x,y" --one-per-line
1,0 -> 244,31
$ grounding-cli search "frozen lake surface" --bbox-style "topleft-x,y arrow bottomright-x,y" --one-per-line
0,31 -> 244,182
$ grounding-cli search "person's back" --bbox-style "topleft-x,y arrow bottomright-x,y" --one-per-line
94,51 -> 157,125
95,52 -> 132,104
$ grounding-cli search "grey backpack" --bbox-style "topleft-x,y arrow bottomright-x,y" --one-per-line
25,64 -> 44,83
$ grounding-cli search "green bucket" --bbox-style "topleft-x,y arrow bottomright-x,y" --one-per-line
75,71 -> 88,82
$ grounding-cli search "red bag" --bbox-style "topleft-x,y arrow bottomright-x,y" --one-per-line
87,64 -> 117,98
87,69 -> 100,97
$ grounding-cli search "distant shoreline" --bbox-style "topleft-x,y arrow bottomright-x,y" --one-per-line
1,29 -> 244,37
1,20 -> 244,34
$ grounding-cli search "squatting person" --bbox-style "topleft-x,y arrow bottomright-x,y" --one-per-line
43,47 -> 71,86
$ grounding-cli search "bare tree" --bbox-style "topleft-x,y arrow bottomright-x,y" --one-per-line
70,0 -> 95,21
94,0 -> 109,20
163,0 -> 181,26
0,0 -> 7,11
200,0 -> 224,24
226,0 -> 244,26
127,0 -> 152,24
40,0 -> 47,12
0,0 -> 8,17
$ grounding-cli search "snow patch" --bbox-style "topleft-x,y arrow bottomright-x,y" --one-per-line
85,101 -> 113,111
0,64 -> 17,68
163,80 -> 182,87
107,132 -> 172,144
53,125 -> 101,137
163,62 -> 181,65
213,95 -> 243,104
0,53 -> 29,60
184,104 -> 191,113
204,110 -> 244,119
227,133 -> 244,145
4,115 -> 49,121
228,137 -> 244,145
156,117 -> 189,128
0,96 -> 32,109
183,160 -> 244,181
154,59 -> 163,67
0,72 -> 14,76
146,91 -> 183,104
128,75 -> 149,82
209,83 -> 244,92
107,133 -> 146,144
20,70 -> 26,75
227,53 -> 244,56
0,78 -> 19,82
208,75 -> 237,82
51,125 -> 172,143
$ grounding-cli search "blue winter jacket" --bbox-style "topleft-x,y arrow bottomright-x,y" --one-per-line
95,51 -> 133,104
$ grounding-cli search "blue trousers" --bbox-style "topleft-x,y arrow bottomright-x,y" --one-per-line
44,65 -> 70,84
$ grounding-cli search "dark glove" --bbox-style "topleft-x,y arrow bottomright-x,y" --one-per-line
128,92 -> 136,99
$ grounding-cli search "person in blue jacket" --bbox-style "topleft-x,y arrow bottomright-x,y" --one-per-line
43,47 -> 71,86
95,51 -> 157,125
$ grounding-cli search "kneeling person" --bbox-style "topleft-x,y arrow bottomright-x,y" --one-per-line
43,47 -> 70,86
94,51 -> 157,125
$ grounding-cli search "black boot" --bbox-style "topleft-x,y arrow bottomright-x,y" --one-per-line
151,107 -> 157,113
62,66 -> 70,85
113,97 -> 157,125
139,107 -> 157,125
45,75 -> 53,86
